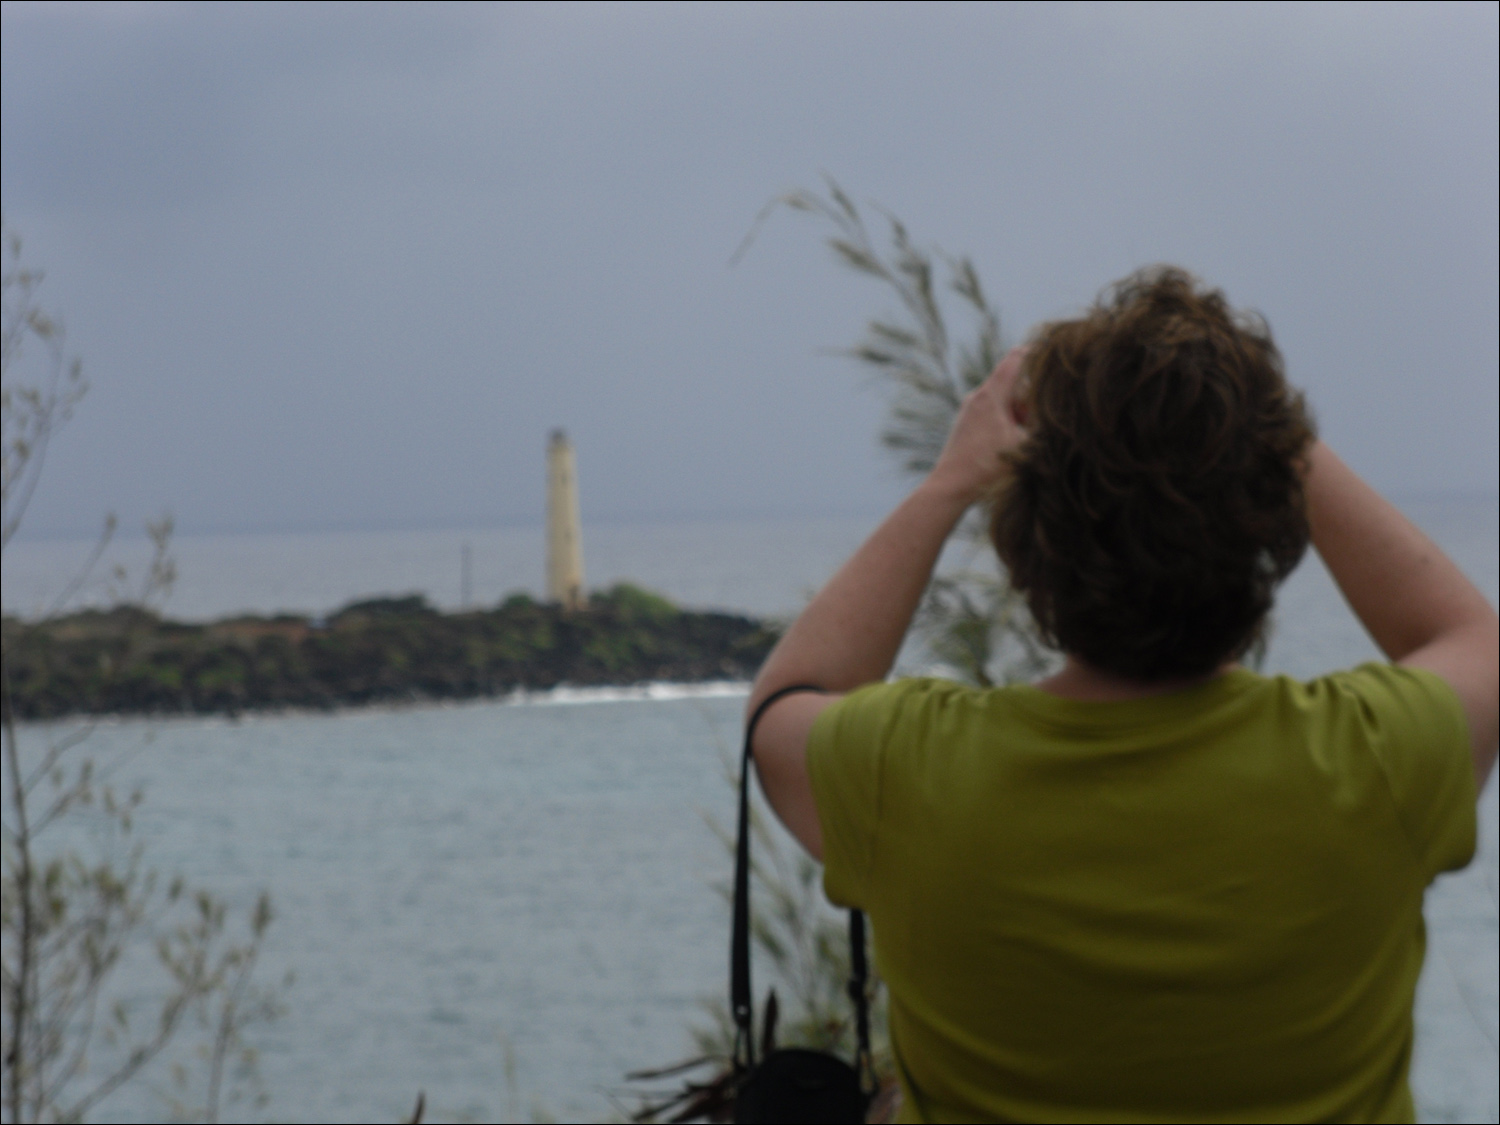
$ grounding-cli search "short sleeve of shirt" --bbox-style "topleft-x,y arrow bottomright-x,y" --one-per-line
1337,662 -> 1478,880
806,679 -> 929,909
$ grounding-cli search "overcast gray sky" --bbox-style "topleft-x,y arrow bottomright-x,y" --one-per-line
2,1 -> 1495,540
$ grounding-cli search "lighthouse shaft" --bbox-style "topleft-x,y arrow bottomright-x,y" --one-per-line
546,430 -> 586,610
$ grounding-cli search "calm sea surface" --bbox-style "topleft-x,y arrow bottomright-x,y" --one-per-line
5,500 -> 1498,1123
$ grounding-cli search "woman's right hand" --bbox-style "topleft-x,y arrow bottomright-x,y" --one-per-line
927,346 -> 1031,505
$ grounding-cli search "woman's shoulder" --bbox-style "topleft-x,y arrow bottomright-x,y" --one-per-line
813,677 -> 1044,768
1250,662 -> 1478,878
844,675 -> 1001,703
1260,661 -> 1470,725
833,675 -> 1023,726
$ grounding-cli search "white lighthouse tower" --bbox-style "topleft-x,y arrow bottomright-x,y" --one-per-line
546,429 -> 586,610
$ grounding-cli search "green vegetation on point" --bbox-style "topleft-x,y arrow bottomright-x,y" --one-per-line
3,583 -> 779,720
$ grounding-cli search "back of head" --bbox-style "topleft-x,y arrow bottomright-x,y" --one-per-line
991,267 -> 1316,680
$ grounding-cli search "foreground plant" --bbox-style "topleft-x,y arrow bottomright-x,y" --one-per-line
1,222 -> 286,1123
625,777 -> 894,1121
629,181 -> 1052,1123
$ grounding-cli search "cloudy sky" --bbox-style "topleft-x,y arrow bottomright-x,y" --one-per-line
2,1 -> 1495,540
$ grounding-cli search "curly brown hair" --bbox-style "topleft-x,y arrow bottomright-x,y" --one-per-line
991,267 -> 1316,680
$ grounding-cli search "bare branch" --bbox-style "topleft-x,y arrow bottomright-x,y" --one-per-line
2,222 -> 87,550
39,514 -> 119,620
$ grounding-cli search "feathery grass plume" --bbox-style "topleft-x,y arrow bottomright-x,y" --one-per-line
739,178 -> 1048,688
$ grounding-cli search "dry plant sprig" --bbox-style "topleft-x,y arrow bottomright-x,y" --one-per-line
733,176 -> 1005,480
1,222 -> 86,552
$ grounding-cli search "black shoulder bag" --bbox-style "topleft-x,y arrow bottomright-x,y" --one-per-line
732,685 -> 873,1124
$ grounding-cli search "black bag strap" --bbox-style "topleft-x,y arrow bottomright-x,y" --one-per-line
733,684 -> 872,1089
848,909 -> 871,1083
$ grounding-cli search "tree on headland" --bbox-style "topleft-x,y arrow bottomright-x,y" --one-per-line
1,222 -> 285,1123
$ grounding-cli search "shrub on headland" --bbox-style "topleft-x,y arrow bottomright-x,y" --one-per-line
3,583 -> 780,720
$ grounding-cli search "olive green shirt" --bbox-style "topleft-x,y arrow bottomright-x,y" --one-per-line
807,665 -> 1476,1123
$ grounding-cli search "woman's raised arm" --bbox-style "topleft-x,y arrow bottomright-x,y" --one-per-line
1305,441 -> 1499,787
746,349 -> 1031,856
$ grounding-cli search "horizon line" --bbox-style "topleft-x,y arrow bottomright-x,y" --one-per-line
8,487 -> 1498,546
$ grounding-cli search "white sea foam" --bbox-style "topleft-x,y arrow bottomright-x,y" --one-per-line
503,680 -> 751,706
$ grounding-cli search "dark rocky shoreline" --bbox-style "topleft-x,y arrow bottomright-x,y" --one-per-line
2,584 -> 779,721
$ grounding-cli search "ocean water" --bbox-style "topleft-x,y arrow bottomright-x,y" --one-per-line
4,500 -> 1497,1123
